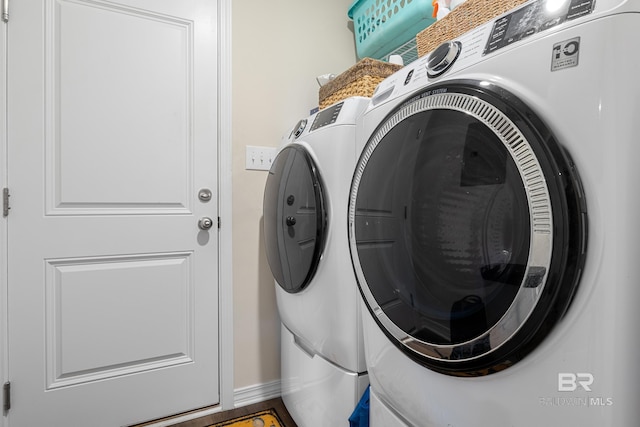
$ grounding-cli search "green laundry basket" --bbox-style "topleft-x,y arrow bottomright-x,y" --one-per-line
348,0 -> 436,60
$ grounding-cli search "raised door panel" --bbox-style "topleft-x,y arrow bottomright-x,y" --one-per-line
45,253 -> 194,389
48,0 -> 193,214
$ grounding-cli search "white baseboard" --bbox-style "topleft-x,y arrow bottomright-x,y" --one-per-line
143,380 -> 283,427
233,379 -> 282,408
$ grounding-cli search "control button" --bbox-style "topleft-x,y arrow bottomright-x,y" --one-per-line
426,40 -> 462,78
404,69 -> 414,85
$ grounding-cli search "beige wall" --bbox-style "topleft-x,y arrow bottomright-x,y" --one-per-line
232,0 -> 358,390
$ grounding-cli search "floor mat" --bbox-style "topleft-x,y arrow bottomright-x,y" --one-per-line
208,409 -> 284,427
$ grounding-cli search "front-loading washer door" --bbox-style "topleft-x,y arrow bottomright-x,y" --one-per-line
349,81 -> 587,376
264,144 -> 326,293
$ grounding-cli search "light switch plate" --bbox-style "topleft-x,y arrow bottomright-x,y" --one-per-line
245,145 -> 277,171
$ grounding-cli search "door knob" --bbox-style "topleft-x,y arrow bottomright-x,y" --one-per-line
198,188 -> 212,202
198,217 -> 214,230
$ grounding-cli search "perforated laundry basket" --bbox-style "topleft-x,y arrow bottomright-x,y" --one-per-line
348,0 -> 436,60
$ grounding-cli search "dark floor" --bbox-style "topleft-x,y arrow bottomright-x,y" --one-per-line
133,398 -> 298,427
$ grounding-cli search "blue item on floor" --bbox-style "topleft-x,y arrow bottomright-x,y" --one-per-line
349,386 -> 370,427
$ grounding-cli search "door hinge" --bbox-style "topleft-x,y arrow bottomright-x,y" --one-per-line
3,382 -> 10,413
2,0 -> 8,23
217,217 -> 221,229
3,188 -> 10,217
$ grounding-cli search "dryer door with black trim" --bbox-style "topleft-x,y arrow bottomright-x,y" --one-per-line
348,81 -> 587,376
264,144 -> 326,294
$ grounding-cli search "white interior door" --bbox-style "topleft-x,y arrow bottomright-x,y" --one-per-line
6,0 -> 220,425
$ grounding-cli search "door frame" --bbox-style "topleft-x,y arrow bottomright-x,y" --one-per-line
0,0 -> 234,424
217,0 -> 234,413
1,9 -> 7,426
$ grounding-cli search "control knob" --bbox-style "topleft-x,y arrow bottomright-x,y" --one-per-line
292,119 -> 307,139
426,40 -> 462,78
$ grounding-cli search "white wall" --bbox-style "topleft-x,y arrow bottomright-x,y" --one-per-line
232,0 -> 358,390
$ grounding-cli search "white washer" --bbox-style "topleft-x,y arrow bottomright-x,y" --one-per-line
263,97 -> 370,427
348,0 -> 640,425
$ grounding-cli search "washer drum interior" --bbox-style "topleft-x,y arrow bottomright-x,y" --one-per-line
348,81 -> 587,376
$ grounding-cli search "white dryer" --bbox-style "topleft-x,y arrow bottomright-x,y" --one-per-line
348,0 -> 640,425
263,97 -> 370,427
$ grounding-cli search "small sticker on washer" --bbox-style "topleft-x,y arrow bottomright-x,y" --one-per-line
551,37 -> 580,71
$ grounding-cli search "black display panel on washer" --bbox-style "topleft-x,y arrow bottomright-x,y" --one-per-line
310,102 -> 343,131
263,145 -> 326,293
483,0 -> 595,55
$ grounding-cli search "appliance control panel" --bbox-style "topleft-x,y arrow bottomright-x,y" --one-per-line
310,101 -> 343,131
372,0 -> 597,106
483,0 -> 595,55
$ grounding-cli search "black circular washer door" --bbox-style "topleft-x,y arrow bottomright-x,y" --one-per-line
263,144 -> 326,293
348,81 -> 587,376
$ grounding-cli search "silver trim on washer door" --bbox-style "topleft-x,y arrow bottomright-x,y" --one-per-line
349,91 -> 553,363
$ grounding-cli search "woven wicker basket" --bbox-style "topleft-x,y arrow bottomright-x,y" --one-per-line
318,58 -> 402,110
416,0 -> 529,57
